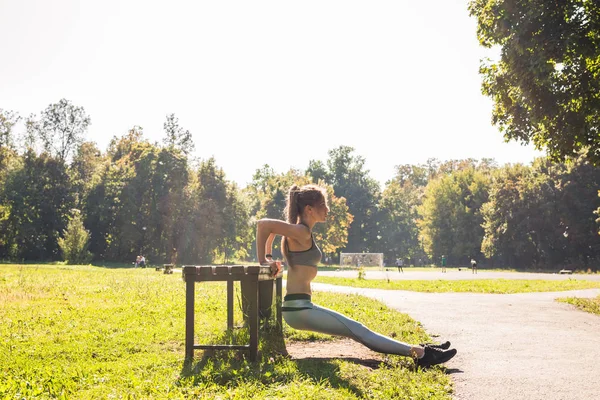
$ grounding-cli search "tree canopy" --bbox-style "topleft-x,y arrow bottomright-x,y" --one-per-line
469,0 -> 600,162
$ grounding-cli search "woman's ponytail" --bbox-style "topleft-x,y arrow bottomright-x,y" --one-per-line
286,185 -> 300,224
282,184 -> 300,265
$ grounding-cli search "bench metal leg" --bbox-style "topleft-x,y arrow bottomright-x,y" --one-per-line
185,279 -> 195,360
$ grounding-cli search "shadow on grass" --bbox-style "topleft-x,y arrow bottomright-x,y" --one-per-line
90,261 -> 134,269
291,357 -> 368,397
178,327 -> 386,398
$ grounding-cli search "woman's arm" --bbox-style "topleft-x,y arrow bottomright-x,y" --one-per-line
256,219 -> 310,264
265,233 -> 275,259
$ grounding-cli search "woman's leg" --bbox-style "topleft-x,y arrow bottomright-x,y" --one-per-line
283,303 -> 415,356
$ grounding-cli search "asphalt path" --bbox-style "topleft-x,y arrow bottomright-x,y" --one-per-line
310,275 -> 600,400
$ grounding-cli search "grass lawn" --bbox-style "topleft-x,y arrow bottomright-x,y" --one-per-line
557,296 -> 600,315
0,264 -> 452,399
312,276 -> 600,294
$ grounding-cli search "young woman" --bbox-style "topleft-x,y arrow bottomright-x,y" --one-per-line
256,184 -> 457,367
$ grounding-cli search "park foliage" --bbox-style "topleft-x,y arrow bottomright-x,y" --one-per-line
2,99 -> 600,270
469,0 -> 600,163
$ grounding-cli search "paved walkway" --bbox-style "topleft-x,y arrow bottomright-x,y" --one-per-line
311,282 -> 600,400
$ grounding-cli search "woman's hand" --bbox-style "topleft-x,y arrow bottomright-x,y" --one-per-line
261,260 -> 282,276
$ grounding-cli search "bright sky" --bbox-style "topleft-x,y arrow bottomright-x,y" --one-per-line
0,0 -> 543,188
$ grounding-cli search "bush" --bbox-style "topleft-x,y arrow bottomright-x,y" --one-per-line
357,266 -> 366,280
58,210 -> 93,264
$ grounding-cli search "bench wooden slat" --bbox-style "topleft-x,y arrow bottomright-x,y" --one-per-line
183,265 -> 275,277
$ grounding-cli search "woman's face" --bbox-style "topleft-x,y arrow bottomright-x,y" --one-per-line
311,198 -> 329,222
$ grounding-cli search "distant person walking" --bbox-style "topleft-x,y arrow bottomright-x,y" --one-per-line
471,258 -> 477,274
396,258 -> 404,273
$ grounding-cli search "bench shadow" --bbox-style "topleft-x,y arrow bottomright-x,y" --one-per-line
178,329 -> 392,398
292,357 -> 372,397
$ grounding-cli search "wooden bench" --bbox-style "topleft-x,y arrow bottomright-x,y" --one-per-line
182,265 -> 283,362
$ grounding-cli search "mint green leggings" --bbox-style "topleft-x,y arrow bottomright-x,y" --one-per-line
282,294 -> 413,356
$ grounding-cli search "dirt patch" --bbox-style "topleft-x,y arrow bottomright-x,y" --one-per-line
285,338 -> 389,369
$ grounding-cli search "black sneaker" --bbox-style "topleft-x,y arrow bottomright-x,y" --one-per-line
420,341 -> 451,350
416,346 -> 457,368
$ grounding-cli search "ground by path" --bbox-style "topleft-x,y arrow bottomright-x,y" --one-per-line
311,282 -> 600,400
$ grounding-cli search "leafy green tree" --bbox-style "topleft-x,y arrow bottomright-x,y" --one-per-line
153,148 -> 190,263
391,163 -> 431,187
86,128 -> 153,261
27,99 -> 91,162
0,147 -> 22,258
379,178 -> 424,265
162,113 -> 195,155
176,157 -> 229,263
418,168 -> 490,265
481,164 -> 540,267
519,159 -> 568,267
58,210 -> 93,264
306,160 -> 331,183
3,151 -> 74,260
244,165 -> 277,218
554,152 -> 600,269
0,109 -> 20,149
312,183 -> 353,258
316,146 -> 381,252
479,158 -> 593,269
469,0 -> 600,162
70,142 -> 105,210
219,182 -> 253,262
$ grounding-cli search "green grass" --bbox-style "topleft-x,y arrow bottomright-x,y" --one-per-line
557,296 -> 600,315
312,276 -> 600,294
0,264 -> 452,399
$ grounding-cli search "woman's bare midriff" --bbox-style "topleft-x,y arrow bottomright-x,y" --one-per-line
285,264 -> 318,295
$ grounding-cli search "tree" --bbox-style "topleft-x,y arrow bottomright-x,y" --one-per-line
0,109 -> 20,149
58,210 -> 92,264
3,151 -> 74,260
553,152 -> 600,269
481,164 -> 540,267
162,113 -> 195,155
70,142 -> 105,210
243,167 -> 353,261
316,146 -> 381,253
379,178 -> 424,264
28,99 -> 91,162
469,1 -> 600,162
418,168 -> 490,265
306,160 -> 330,183
312,183 -> 353,257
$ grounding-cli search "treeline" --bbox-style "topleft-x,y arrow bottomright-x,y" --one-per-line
1,100 -> 600,270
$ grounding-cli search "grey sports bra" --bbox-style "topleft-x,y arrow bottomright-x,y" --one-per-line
285,234 -> 322,267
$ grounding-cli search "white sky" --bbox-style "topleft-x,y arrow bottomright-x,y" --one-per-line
0,0 -> 543,188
